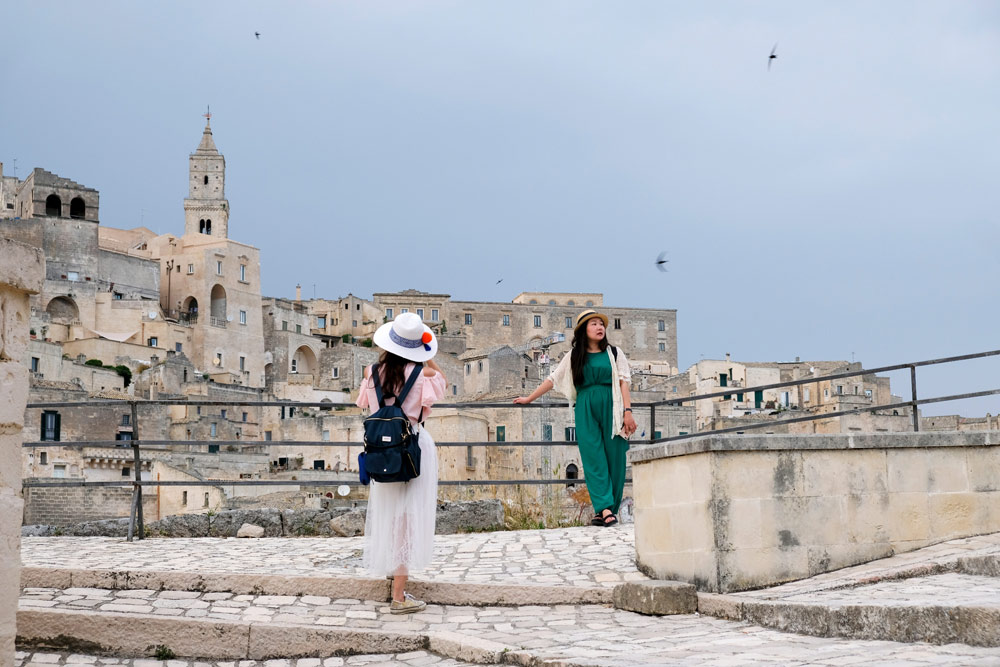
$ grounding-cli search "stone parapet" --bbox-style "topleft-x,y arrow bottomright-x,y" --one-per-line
0,237 -> 43,666
630,432 -> 1000,593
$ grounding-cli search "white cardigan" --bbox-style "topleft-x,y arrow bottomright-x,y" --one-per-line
548,346 -> 632,439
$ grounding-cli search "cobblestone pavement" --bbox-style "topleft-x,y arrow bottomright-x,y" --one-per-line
21,527 -> 646,589
14,652 -> 475,666
735,533 -> 1000,600
774,572 -> 1000,609
18,588 -> 1000,665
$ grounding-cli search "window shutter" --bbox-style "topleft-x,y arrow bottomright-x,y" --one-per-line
54,412 -> 61,442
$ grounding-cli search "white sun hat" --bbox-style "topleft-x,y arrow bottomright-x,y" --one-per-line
372,312 -> 438,363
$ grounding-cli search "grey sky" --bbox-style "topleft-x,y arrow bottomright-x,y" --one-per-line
4,1 -> 999,416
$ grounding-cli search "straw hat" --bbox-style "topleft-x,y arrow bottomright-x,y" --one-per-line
575,309 -> 609,332
372,312 -> 438,363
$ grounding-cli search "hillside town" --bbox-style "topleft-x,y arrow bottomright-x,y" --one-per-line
4,120 -> 993,530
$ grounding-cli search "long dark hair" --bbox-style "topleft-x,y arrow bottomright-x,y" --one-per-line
377,350 -> 410,398
570,324 -> 608,387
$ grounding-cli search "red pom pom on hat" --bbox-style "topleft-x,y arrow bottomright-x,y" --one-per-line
421,332 -> 432,344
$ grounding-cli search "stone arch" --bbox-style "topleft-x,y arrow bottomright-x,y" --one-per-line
46,296 -> 79,323
210,284 -> 227,320
70,197 -> 86,219
565,463 -> 579,481
291,345 -> 317,375
45,194 -> 62,217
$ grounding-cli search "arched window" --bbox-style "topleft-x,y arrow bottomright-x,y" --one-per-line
45,195 -> 61,217
567,300 -> 575,306
203,175 -> 208,185
585,301 -> 594,307
70,197 -> 86,219
199,219 -> 206,233
210,284 -> 227,320
565,463 -> 579,487
205,219 -> 211,234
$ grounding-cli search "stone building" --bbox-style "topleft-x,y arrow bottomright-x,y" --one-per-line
651,354 -> 911,435
145,119 -> 267,388
367,289 -> 678,370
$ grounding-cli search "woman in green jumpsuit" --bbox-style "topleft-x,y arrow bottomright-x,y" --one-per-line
514,310 -> 637,526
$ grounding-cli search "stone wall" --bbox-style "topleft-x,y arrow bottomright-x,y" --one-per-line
0,236 -> 44,665
22,479 -> 158,527
630,432 -> 1000,593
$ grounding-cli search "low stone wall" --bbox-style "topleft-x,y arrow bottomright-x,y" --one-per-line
630,432 -> 1000,593
23,499 -> 505,538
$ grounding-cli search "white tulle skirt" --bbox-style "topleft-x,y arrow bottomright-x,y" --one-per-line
363,425 -> 438,577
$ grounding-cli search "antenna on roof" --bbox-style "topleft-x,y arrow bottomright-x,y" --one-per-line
11,158 -> 16,178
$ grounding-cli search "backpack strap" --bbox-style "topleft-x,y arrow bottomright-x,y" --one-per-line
395,363 -> 424,405
610,345 -> 618,361
370,363 -> 386,409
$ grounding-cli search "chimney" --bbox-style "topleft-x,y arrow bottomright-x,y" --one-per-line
150,355 -> 159,365
795,356 -> 801,363
295,284 -> 302,301
725,352 -> 731,362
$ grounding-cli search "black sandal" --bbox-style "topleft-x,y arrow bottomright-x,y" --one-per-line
601,509 -> 619,527
590,513 -> 604,526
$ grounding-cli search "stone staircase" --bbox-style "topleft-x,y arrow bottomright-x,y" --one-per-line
16,528 -> 1000,666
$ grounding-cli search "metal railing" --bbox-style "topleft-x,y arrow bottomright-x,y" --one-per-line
21,348 -> 1000,541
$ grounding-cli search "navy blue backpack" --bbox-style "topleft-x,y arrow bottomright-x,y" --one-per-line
359,363 -> 423,484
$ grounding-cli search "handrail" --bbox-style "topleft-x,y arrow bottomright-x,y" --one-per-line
22,348 -> 1000,541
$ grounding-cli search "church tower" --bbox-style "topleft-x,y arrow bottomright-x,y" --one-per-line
184,115 -> 230,238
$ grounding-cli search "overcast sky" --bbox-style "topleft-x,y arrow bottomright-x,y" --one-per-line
4,1 -> 999,416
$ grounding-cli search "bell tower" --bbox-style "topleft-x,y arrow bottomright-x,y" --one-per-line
184,111 -> 230,238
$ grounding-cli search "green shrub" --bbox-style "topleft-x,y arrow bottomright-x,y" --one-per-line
153,645 -> 176,660
342,334 -> 351,343
114,364 -> 132,387
361,338 -> 373,348
85,359 -> 105,367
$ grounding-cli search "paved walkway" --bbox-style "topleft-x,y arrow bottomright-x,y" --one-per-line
21,527 -> 645,589
18,586 -> 1000,665
19,528 -> 1000,665
734,532 -> 1000,601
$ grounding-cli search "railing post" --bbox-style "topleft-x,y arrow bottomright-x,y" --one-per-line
649,404 -> 656,444
910,365 -> 919,432
129,400 -> 145,540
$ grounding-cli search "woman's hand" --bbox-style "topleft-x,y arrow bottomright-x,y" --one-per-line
512,396 -> 532,404
623,410 -> 638,437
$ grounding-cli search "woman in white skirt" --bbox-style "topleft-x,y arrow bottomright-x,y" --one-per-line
356,312 -> 446,614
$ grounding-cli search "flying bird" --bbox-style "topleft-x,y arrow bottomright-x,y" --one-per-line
255,32 -> 261,40
655,252 -> 669,273
768,43 -> 778,71
496,279 -> 503,285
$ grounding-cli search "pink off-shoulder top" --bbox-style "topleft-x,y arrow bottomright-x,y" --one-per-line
355,363 -> 447,424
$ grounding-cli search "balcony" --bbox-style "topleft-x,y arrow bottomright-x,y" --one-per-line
209,317 -> 227,329
166,310 -> 198,326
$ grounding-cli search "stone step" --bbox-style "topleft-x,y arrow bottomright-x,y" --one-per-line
19,587 -> 1000,665
21,568 -> 612,607
699,574 -> 1000,647
14,650 -> 474,666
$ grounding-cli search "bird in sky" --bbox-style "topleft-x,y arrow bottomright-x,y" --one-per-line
255,32 -> 261,40
655,252 -> 669,273
496,279 -> 503,285
768,43 -> 778,71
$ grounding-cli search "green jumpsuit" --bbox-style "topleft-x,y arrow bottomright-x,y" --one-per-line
575,351 -> 630,515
